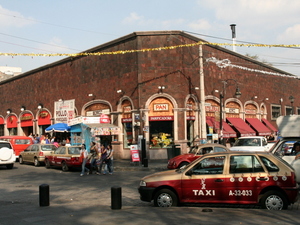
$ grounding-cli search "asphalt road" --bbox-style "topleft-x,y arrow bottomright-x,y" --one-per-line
0,163 -> 300,225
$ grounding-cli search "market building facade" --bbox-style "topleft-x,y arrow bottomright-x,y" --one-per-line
0,30 -> 298,159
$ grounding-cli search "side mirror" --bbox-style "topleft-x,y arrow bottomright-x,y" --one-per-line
185,169 -> 193,176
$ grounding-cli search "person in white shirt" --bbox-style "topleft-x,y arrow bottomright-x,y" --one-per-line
80,144 -> 90,176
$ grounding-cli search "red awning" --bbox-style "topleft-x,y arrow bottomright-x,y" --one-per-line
226,118 -> 256,137
206,116 -> 237,138
206,116 -> 214,127
261,118 -> 278,133
246,118 -> 271,136
222,122 -> 237,138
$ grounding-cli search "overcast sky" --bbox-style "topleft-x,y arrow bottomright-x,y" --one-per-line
0,0 -> 299,76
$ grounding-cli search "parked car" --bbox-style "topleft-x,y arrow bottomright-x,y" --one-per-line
0,136 -> 33,160
0,140 -> 16,169
230,136 -> 270,152
139,151 -> 299,210
45,145 -> 84,171
19,144 -> 58,167
270,115 -> 300,183
167,143 -> 230,169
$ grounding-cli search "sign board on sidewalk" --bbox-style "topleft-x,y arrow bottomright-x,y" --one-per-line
130,145 -> 140,162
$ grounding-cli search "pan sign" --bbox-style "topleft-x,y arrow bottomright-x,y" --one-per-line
153,103 -> 169,111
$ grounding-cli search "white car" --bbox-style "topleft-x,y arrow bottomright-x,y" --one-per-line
0,140 -> 16,169
230,136 -> 270,152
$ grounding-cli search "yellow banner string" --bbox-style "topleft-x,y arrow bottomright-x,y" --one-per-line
0,42 -> 299,57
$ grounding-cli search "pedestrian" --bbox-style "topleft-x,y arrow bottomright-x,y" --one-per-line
104,144 -> 114,175
80,144 -> 90,176
97,144 -> 107,175
89,141 -> 98,174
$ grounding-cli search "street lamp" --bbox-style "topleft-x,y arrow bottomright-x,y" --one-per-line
289,95 -> 295,115
219,79 -> 241,145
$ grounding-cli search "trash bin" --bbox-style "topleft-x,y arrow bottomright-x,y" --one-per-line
167,145 -> 181,159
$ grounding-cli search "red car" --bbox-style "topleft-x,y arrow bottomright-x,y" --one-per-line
45,145 -> 85,171
139,151 -> 299,210
167,143 -> 230,169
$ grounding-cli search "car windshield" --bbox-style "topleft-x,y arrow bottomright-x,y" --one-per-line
41,145 -> 57,151
68,147 -> 80,154
233,138 -> 261,147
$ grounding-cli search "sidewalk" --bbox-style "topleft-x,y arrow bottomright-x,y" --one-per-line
113,159 -> 168,172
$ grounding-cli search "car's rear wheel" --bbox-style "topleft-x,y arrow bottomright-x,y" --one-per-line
154,189 -> 178,207
178,161 -> 189,169
6,163 -> 13,169
45,159 -> 51,169
62,161 -> 69,172
260,190 -> 288,210
19,156 -> 24,164
34,158 -> 40,167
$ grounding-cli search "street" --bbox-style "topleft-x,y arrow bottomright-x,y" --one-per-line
0,163 -> 300,225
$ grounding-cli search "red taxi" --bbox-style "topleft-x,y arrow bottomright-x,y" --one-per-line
139,152 -> 299,210
167,143 -> 230,169
45,145 -> 84,171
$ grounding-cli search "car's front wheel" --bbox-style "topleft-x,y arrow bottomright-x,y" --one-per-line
154,189 -> 178,207
260,190 -> 288,210
34,158 -> 40,167
62,161 -> 69,172
19,156 -> 24,164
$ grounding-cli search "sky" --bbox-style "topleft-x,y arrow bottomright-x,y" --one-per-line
0,0 -> 299,76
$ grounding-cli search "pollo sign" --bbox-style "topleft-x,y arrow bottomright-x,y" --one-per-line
54,99 -> 75,124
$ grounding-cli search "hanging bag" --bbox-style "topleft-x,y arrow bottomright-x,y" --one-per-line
79,151 -> 84,163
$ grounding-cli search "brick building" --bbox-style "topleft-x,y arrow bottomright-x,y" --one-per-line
0,31 -> 298,159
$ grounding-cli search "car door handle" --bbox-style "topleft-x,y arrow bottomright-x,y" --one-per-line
258,177 -> 267,181
215,179 -> 224,182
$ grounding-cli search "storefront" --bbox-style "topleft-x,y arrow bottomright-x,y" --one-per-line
37,110 -> 51,135
148,98 -> 174,149
121,100 -> 133,148
6,114 -> 18,135
20,112 -> 34,136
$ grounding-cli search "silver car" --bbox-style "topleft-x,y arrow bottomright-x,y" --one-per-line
19,144 -> 57,167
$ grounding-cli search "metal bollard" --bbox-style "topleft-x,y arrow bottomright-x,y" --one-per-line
143,158 -> 148,167
111,186 -> 122,210
39,184 -> 50,207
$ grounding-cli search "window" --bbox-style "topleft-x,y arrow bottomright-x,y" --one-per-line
259,156 -> 279,172
191,156 -> 225,175
229,155 -> 264,173
123,122 -> 133,148
271,105 -> 281,120
285,106 -> 292,116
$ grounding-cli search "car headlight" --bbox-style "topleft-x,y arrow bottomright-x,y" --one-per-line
139,180 -> 147,186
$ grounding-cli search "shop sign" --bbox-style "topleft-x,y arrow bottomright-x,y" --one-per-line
39,112 -> 48,118
130,145 -> 140,162
54,99 -> 75,124
87,109 -> 110,116
122,118 -> 132,123
149,116 -> 174,121
245,109 -> 256,114
20,115 -> 33,121
153,103 -> 169,112
205,105 -> 219,112
225,108 -> 239,113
